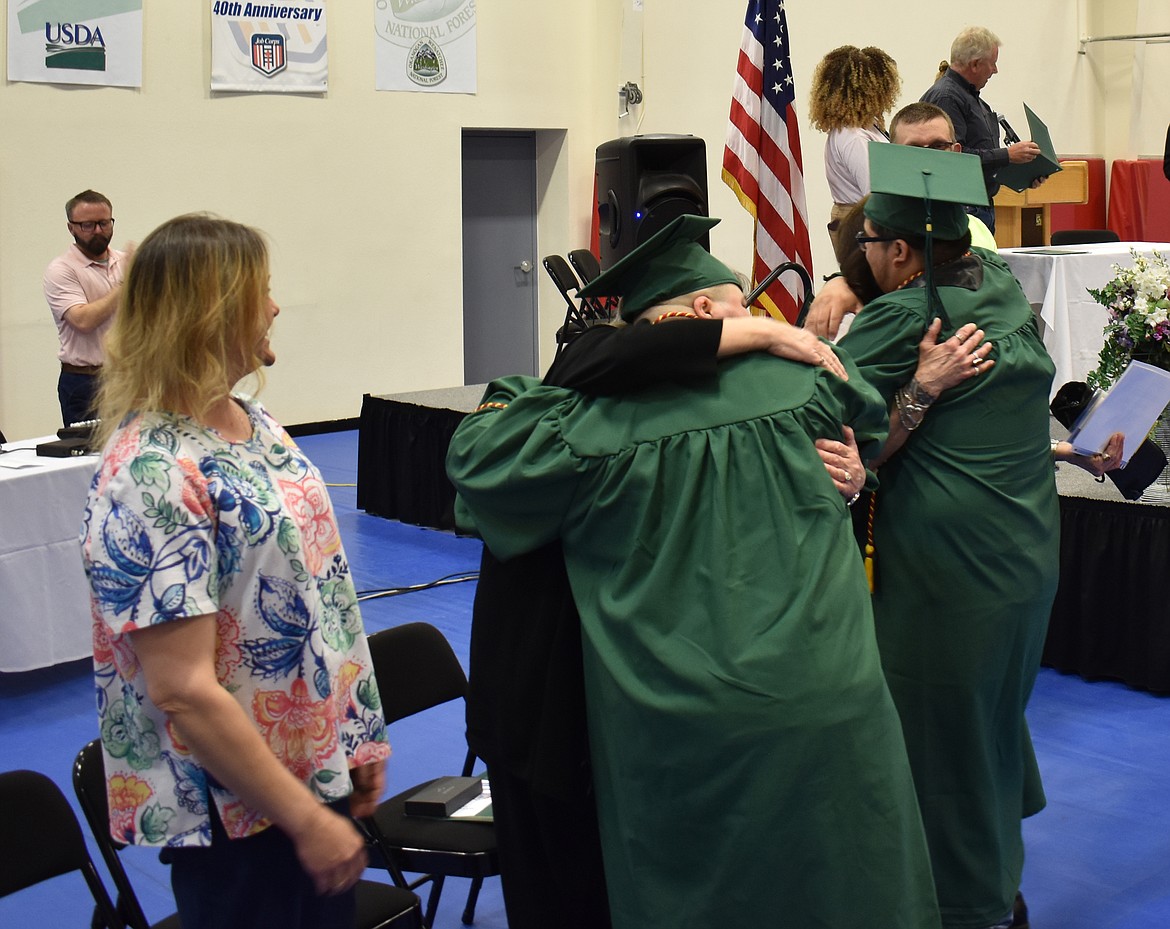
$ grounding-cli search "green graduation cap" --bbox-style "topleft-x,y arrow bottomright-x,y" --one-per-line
864,141 -> 989,325
579,214 -> 739,321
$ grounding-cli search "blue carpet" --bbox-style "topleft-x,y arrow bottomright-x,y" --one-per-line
2,430 -> 1168,928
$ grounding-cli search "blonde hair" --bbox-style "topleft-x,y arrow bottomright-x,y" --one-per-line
809,45 -> 901,133
95,214 -> 270,448
949,26 -> 1000,69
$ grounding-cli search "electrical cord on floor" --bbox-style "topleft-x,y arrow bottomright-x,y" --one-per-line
355,570 -> 479,602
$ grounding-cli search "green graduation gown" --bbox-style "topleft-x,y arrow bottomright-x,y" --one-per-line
839,249 -> 1060,929
447,349 -> 941,929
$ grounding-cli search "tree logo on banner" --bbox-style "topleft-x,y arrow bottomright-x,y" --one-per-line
408,38 -> 445,86
251,33 -> 287,76
375,0 -> 474,88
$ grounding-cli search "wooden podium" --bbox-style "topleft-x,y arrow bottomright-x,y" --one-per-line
993,160 -> 1089,247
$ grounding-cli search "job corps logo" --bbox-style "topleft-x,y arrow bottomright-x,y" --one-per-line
376,0 -> 475,87
251,33 -> 286,76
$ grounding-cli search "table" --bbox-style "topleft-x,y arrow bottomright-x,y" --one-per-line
0,437 -> 97,671
357,385 -> 486,530
998,241 -> 1170,398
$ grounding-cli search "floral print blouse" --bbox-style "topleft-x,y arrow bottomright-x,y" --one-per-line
81,399 -> 389,847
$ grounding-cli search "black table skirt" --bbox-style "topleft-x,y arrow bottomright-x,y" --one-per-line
1044,494 -> 1170,693
357,392 -> 1170,691
356,393 -> 465,530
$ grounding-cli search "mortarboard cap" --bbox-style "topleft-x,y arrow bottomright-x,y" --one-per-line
863,142 -> 989,326
579,214 -> 739,321
864,141 -> 987,239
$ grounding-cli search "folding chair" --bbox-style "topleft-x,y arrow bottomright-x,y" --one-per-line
73,740 -> 423,929
1049,229 -> 1120,246
0,767 -> 123,929
568,248 -> 619,318
568,248 -> 602,284
543,254 -> 597,356
361,623 -> 499,927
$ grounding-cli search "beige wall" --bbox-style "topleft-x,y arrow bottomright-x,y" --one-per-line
0,0 -> 1162,438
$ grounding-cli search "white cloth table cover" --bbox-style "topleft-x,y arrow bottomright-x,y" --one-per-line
998,242 -> 1170,398
0,437 -> 97,671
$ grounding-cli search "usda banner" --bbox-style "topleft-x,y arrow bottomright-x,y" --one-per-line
8,0 -> 143,87
210,1 -> 328,94
374,0 -> 476,94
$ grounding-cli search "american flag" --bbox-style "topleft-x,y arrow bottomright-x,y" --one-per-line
722,0 -> 813,323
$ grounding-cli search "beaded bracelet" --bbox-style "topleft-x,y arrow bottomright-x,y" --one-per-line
894,378 -> 937,432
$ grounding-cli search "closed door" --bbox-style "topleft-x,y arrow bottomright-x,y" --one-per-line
462,131 -> 538,383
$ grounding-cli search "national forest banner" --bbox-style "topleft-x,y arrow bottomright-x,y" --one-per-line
8,0 -> 143,88
210,1 -> 328,94
374,0 -> 477,94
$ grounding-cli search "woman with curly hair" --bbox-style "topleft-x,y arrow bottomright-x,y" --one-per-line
809,45 -> 902,263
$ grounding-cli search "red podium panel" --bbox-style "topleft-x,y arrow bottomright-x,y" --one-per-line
1051,157 -> 1106,233
1108,159 -> 1170,242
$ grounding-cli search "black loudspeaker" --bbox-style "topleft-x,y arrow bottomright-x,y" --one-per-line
595,135 -> 709,268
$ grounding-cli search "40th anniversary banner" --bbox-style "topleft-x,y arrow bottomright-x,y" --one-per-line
211,0 -> 328,94
374,0 -> 476,94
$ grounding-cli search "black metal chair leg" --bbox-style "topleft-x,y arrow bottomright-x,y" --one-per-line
423,874 -> 447,928
461,876 -> 484,925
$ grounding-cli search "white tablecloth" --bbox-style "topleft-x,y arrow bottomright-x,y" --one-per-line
999,242 -> 1170,398
0,437 -> 97,671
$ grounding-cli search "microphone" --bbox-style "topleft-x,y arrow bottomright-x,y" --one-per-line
998,115 -> 1021,145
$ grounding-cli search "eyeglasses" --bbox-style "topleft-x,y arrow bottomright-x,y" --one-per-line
855,231 -> 899,252
921,140 -> 957,151
69,218 -> 115,233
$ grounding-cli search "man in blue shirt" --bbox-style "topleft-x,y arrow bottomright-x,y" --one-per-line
920,26 -> 1041,232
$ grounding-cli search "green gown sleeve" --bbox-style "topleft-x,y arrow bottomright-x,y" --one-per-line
446,375 -> 588,560
838,291 -> 931,404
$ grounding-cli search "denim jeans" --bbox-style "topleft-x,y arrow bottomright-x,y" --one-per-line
57,371 -> 98,428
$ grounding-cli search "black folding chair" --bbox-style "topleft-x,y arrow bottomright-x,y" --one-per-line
1050,229 -> 1120,246
568,248 -> 602,284
544,255 -> 611,356
73,740 -> 423,929
361,623 -> 499,927
569,248 -> 619,318
0,768 -> 123,929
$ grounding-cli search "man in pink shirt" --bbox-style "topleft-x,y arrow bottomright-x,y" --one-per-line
43,189 -> 129,426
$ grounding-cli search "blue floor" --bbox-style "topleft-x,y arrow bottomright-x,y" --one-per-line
2,430 -> 1169,928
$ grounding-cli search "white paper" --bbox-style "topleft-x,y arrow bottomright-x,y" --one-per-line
1068,360 -> 1170,465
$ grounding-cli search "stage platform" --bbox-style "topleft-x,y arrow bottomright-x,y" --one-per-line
356,385 -> 1170,692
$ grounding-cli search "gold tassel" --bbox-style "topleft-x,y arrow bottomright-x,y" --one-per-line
864,492 -> 878,594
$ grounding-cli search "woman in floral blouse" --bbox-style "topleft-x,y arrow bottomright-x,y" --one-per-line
80,214 -> 390,929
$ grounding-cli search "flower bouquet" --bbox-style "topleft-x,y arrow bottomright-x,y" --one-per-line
1086,249 -> 1170,501
1087,249 -> 1170,390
